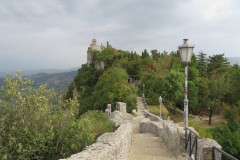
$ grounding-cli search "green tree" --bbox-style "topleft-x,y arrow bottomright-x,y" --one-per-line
213,106 -> 240,159
93,67 -> 137,112
208,53 -> 230,75
0,72 -> 97,159
141,49 -> 150,59
151,49 -> 160,60
196,51 -> 208,77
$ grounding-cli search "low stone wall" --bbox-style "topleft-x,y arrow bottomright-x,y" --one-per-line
61,111 -> 133,160
61,122 -> 132,160
140,113 -> 185,157
143,109 -> 161,122
142,109 -> 222,160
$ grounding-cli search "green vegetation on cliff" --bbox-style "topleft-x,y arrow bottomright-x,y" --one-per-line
65,45 -> 240,158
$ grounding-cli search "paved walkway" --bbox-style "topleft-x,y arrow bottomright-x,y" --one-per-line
125,97 -> 183,160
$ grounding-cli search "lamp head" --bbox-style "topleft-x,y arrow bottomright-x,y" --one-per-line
178,39 -> 194,63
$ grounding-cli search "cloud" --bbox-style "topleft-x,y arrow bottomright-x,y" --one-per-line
0,0 -> 239,72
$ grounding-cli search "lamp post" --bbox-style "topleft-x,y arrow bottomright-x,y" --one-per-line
159,96 -> 162,119
142,83 -> 145,97
178,39 -> 194,129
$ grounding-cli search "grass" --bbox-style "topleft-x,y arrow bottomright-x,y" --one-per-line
148,105 -> 169,119
147,104 -> 225,138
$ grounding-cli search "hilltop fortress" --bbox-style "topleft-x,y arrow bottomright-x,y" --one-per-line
87,39 -> 105,65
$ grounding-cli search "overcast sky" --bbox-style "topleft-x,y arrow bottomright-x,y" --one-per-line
0,0 -> 240,72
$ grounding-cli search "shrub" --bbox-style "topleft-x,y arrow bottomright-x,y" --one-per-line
80,110 -> 115,138
0,72 -> 114,160
188,120 -> 213,138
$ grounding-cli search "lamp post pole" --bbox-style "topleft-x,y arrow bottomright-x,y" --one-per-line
142,83 -> 145,97
159,96 -> 162,119
178,39 -> 194,129
184,64 -> 189,129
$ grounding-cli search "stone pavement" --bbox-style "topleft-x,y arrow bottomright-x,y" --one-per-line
124,97 -> 184,160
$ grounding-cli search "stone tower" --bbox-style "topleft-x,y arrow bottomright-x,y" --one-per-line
87,39 -> 105,65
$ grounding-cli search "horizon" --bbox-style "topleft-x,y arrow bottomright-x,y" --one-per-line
1,55 -> 240,75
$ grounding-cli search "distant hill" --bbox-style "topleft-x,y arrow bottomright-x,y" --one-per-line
25,70 -> 77,94
0,67 -> 80,78
227,57 -> 240,65
0,70 -> 78,95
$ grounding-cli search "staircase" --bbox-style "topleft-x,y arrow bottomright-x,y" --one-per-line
125,97 -> 185,160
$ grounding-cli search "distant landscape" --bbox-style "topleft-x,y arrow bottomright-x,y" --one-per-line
227,57 -> 240,65
0,69 -> 78,95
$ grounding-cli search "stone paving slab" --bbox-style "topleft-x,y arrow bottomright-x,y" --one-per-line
125,132 -> 177,160
124,97 -> 186,160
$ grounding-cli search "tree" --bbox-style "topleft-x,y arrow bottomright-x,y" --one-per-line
213,106 -> 240,159
93,67 -> 137,112
141,49 -> 150,59
208,53 -> 230,75
227,65 -> 240,104
0,72 -> 97,159
196,51 -> 208,77
151,49 -> 160,60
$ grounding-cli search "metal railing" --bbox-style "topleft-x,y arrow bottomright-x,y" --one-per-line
212,146 -> 238,160
186,127 -> 199,160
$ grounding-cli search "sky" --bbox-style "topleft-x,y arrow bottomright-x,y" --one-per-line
0,0 -> 240,72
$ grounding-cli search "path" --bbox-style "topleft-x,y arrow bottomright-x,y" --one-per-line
125,97 -> 180,160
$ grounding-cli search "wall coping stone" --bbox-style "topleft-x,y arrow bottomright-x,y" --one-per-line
143,109 -> 222,160
60,111 -> 133,160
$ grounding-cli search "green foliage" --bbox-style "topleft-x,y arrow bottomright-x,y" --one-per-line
148,105 -> 169,119
228,65 -> 240,104
141,49 -> 150,59
80,110 -> 115,138
188,81 -> 199,112
66,44 -> 240,158
0,72 -> 115,159
189,120 -> 213,138
74,64 -> 102,91
93,67 -> 137,112
196,51 -> 208,77
212,106 -> 240,158
213,124 -> 240,158
208,53 -> 230,75
151,49 -> 160,60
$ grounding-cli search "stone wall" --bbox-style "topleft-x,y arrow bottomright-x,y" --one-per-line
60,110 -> 133,160
142,109 -> 222,160
140,111 -> 185,157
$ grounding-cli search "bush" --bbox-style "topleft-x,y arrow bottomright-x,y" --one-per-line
0,72 -> 114,160
188,120 -> 213,138
80,110 -> 115,138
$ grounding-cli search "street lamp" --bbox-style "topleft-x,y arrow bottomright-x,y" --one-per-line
178,39 -> 194,129
159,96 -> 163,119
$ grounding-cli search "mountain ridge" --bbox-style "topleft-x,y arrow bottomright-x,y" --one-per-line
0,67 -> 80,78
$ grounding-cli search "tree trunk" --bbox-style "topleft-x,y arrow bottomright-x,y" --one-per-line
208,107 -> 213,125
